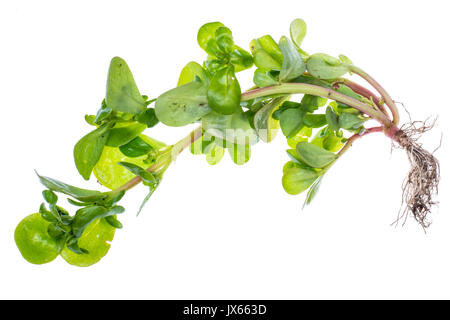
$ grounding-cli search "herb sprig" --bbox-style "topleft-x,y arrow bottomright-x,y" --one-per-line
14,18 -> 439,267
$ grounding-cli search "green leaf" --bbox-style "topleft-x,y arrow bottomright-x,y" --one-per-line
278,36 -> 306,82
71,205 -> 124,238
104,215 -> 123,229
39,203 -> 59,223
136,108 -> 159,128
230,46 -> 253,72
286,149 -> 311,169
254,96 -> 289,142
306,53 -> 349,79
325,106 -> 340,132
290,18 -> 307,48
253,68 -> 278,87
296,141 -> 337,168
155,80 -> 211,127
137,178 -> 160,216
207,65 -> 241,115
215,26 -> 234,54
118,162 -> 156,184
119,136 -> 155,158
282,167 -> 318,195
253,49 -> 282,71
177,61 -> 209,87
61,217 -> 116,267
251,35 -> 284,66
338,113 -> 366,130
227,142 -> 251,165
106,122 -> 146,147
42,190 -> 58,205
300,94 -> 327,112
197,22 -> 224,51
74,125 -> 110,180
280,108 -> 304,138
303,176 -> 323,207
323,135 -> 344,152
303,114 -> 327,128
36,172 -> 105,202
106,57 -> 146,114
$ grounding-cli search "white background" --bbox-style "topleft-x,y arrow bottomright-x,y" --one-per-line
1,0 -> 449,299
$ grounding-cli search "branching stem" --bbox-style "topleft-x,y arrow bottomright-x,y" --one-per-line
348,65 -> 400,126
112,126 -> 203,193
241,83 -> 392,127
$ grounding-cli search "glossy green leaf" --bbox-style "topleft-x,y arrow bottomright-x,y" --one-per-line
42,190 -> 58,205
303,114 -> 327,128
106,57 -> 146,114
177,61 -> 209,87
253,49 -> 282,71
300,94 -> 327,112
323,135 -> 344,152
286,149 -> 311,169
118,162 -> 156,184
119,136 -> 155,158
290,18 -> 307,48
230,46 -> 253,72
155,80 -> 211,126
74,125 -> 110,180
136,108 -> 159,128
325,106 -> 340,132
215,26 -> 234,54
36,173 -> 104,202
71,205 -> 124,238
252,35 -> 284,65
106,122 -> 146,147
296,141 -> 337,168
197,22 -> 224,51
306,53 -> 349,79
338,113 -> 366,130
282,167 -> 318,195
278,36 -> 306,82
253,68 -> 278,87
104,215 -> 123,229
61,217 -> 116,267
280,108 -> 304,138
207,65 -> 241,115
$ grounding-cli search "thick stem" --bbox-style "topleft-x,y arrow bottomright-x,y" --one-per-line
348,65 -> 400,126
241,83 -> 392,127
337,126 -> 384,157
112,126 -> 203,193
333,78 -> 389,117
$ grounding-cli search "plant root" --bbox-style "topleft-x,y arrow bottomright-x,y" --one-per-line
392,120 -> 440,229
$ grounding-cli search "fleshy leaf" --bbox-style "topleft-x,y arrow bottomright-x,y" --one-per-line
106,57 -> 146,114
296,141 -> 337,168
74,125 -> 110,180
155,80 -> 211,127
278,36 -> 306,82
282,167 -> 318,195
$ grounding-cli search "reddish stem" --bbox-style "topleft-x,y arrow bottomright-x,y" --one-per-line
333,79 -> 389,118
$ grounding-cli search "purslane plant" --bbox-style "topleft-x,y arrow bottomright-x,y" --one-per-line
15,19 -> 440,267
